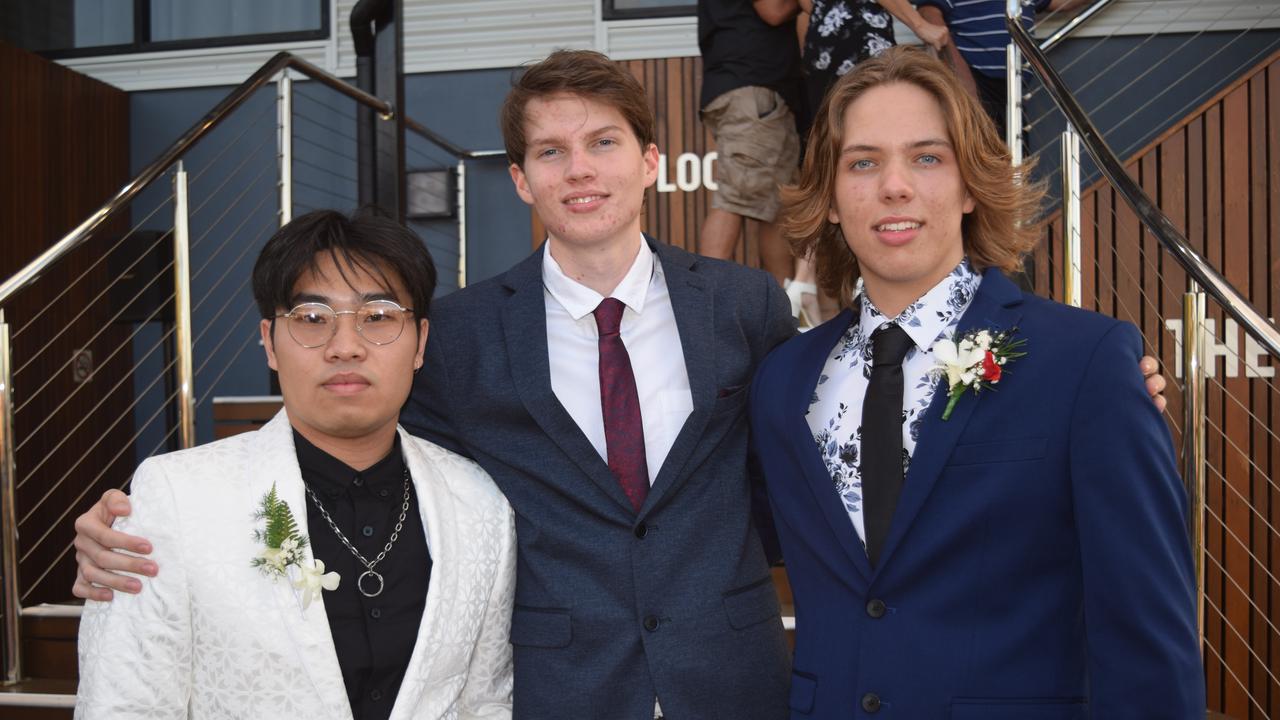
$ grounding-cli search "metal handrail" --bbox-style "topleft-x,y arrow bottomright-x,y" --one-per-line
0,51 -> 497,308
1037,0 -> 1117,53
1008,15 -> 1280,361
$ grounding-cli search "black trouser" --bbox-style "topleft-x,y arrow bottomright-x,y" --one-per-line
973,70 -> 1008,141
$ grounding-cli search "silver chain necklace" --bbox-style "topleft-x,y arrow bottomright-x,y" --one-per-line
304,467 -> 411,598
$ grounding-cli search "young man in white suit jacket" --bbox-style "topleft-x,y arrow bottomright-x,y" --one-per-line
74,210 -> 516,720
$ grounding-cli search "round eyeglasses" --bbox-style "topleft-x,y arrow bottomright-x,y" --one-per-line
274,300 -> 414,348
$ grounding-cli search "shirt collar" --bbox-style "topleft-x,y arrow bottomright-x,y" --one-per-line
855,257 -> 982,352
542,235 -> 655,321
293,428 -> 405,499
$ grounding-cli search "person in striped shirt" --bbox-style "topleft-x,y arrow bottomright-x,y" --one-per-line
916,0 -> 1087,139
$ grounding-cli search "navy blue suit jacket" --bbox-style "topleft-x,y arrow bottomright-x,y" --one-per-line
402,237 -> 796,719
749,269 -> 1204,719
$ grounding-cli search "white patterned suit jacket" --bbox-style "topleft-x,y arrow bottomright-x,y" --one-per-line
76,411 -> 515,720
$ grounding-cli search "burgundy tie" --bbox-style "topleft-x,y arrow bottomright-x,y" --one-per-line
594,298 -> 649,512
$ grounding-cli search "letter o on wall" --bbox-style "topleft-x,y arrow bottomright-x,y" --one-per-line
676,152 -> 701,192
703,152 -> 719,191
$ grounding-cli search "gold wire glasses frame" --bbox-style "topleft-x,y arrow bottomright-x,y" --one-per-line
274,300 -> 415,348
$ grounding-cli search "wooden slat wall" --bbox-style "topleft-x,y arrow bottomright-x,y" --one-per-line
531,56 -> 764,270
1041,49 -> 1280,720
0,42 -> 132,607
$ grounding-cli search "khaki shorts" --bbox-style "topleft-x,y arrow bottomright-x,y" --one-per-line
700,86 -> 800,223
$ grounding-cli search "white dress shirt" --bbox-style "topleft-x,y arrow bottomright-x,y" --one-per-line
806,259 -> 982,546
542,237 -> 694,485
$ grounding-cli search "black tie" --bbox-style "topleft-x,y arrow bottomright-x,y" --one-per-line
861,323 -> 914,567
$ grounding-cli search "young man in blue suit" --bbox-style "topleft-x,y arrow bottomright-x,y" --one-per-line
750,46 -> 1204,718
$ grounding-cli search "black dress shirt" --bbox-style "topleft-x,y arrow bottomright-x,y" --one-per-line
294,431 -> 432,720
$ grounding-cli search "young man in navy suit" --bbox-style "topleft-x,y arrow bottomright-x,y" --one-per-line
750,46 -> 1203,718
71,48 -> 1171,719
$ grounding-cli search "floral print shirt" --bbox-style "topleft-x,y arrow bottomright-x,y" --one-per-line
806,259 -> 982,545
803,0 -> 896,81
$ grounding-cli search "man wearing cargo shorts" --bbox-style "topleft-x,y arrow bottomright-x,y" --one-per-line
697,0 -> 803,284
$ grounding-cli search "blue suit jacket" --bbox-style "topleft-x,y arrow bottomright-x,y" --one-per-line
402,237 -> 796,719
749,269 -> 1204,719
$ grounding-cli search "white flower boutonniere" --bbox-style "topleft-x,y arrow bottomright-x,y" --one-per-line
294,558 -> 341,610
930,327 -> 1027,420
251,483 -> 340,607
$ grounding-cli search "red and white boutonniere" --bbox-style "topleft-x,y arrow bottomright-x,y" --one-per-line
930,327 -> 1027,420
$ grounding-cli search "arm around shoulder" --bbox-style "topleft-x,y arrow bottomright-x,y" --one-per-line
1067,322 -> 1204,716
76,460 -> 192,719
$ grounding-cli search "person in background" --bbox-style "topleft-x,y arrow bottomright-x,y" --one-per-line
916,0 -> 1088,139
696,0 -> 805,289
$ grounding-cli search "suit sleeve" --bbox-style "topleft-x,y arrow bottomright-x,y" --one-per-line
455,498 -> 516,719
75,460 -> 191,720
1068,322 -> 1204,717
401,327 -> 473,458
750,275 -> 798,565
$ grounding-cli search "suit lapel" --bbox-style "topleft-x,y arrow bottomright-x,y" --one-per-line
500,245 -> 637,515
252,413 -> 352,720
641,240 -> 715,514
389,431 -> 449,719
874,270 -> 1024,571
786,310 -> 875,582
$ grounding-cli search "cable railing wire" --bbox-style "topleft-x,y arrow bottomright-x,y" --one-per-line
1201,593 -> 1276,719
1024,0 -> 1204,130
15,312 -> 180,502
10,195 -> 174,345
192,221 -> 276,318
188,178 -> 277,284
1102,7 -> 1280,140
11,248 -> 176,425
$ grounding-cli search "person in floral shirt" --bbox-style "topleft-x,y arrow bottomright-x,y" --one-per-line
750,46 -> 1203,716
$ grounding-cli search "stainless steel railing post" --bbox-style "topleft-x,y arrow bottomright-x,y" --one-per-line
0,310 -> 21,684
278,71 -> 293,228
1005,0 -> 1023,165
1061,123 -> 1082,307
456,159 -> 467,289
1181,290 -> 1207,641
173,163 -> 196,449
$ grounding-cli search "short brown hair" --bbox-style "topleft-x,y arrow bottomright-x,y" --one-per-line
782,46 -> 1044,305
500,49 -> 657,167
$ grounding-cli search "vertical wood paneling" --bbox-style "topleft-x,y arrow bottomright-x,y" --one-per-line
1268,60 -> 1280,720
1160,131 -> 1187,438
0,43 -> 132,606
1220,83 -> 1253,719
1245,72 -> 1272,716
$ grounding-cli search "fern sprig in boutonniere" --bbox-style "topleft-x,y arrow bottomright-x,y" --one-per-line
251,482 -> 339,609
251,483 -> 309,578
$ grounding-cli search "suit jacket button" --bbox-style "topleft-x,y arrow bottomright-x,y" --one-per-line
866,598 -> 886,618
643,615 -> 659,631
634,522 -> 648,539
861,693 -> 881,713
